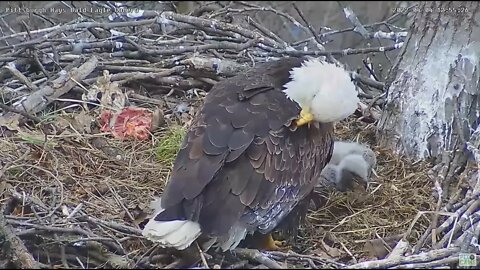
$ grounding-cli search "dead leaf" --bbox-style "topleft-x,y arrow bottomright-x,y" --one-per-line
83,70 -> 126,110
92,183 -> 109,196
390,184 -> 400,192
0,182 -> 13,197
0,113 -> 21,131
320,240 -> 344,258
90,137 -> 123,158
70,110 -> 95,134
311,248 -> 334,260
51,116 -> 71,133
151,108 -> 165,131
126,205 -> 149,226
363,234 -> 403,259
364,239 -> 389,259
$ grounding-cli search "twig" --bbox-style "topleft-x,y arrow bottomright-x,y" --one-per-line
386,239 -> 410,259
260,43 -> 404,57
292,3 -> 324,49
340,5 -> 369,39
140,39 -> 261,56
126,92 -> 165,107
247,17 -> 287,48
357,101 -> 382,121
0,18 -> 158,43
351,72 -> 385,90
7,217 -> 126,256
98,64 -> 172,73
0,208 -> 40,269
390,256 -> 463,269
362,58 -> 380,82
233,248 -> 283,269
347,247 -> 460,269
7,219 -> 94,237
79,215 -> 142,236
181,56 -> 250,77
265,250 -> 346,268
161,11 -> 278,48
196,242 -> 210,269
436,200 -> 480,249
7,56 -> 98,115
0,103 -> 43,123
3,65 -> 39,92
371,30 -> 408,43
108,184 -> 140,229
211,2 -> 310,35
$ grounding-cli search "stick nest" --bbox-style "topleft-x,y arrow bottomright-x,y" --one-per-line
0,1 -> 477,269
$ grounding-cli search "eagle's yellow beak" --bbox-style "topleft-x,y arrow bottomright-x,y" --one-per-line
295,109 -> 314,126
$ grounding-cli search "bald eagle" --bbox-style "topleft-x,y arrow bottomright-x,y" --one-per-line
142,56 -> 359,252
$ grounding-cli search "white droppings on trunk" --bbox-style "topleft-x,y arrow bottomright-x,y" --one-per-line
394,43 -> 461,159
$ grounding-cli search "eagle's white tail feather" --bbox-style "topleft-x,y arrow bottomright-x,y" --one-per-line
142,197 -> 202,250
149,196 -> 163,212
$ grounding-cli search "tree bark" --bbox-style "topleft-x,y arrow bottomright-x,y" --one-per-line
378,1 -> 480,162
377,2 -> 480,256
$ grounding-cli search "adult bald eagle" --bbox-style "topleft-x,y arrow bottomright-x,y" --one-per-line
142,56 -> 359,251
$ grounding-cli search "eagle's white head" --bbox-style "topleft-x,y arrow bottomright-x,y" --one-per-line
283,58 -> 359,124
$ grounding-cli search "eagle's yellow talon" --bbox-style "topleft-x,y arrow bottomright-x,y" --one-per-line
260,234 -> 290,251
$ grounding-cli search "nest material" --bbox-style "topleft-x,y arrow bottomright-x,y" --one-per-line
0,112 -> 437,269
0,1 -> 478,269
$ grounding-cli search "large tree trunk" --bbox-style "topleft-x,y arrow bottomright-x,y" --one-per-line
377,1 -> 480,255
377,1 -> 480,198
378,1 -> 480,162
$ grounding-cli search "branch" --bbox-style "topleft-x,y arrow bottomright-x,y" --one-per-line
261,43 -> 404,57
5,56 -> 98,116
292,3 -> 325,49
140,39 -> 261,56
0,103 -> 43,123
211,2 -> 310,35
247,17 -> 287,48
351,72 -> 385,90
0,210 -> 40,269
347,247 -> 460,269
341,5 -> 370,39
161,11 -> 279,48
232,248 -> 283,269
0,19 -> 158,43
3,65 -> 39,92
181,56 -> 250,76
265,250 -> 346,268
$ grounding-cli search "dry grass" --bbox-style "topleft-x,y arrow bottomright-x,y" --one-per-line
295,117 -> 436,264
0,110 -> 185,267
0,106 -> 437,268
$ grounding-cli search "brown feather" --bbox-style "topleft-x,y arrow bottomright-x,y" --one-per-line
239,171 -> 264,206
158,56 -> 335,242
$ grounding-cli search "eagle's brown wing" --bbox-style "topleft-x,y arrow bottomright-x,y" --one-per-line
158,57 -> 334,237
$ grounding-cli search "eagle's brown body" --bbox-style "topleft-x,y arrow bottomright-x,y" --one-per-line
151,57 -> 334,249
142,56 -> 362,251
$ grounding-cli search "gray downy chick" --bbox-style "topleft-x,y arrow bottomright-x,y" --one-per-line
330,141 -> 377,169
320,141 -> 377,192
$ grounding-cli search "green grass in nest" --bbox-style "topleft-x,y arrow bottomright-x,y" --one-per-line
154,125 -> 186,165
